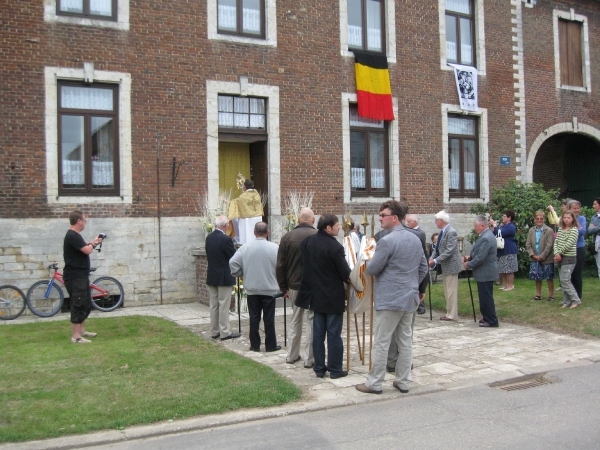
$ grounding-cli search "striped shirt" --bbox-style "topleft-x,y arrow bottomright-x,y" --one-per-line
553,227 -> 578,257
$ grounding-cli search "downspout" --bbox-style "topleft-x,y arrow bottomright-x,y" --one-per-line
156,134 -> 164,305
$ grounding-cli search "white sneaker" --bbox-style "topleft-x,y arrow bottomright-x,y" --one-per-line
71,337 -> 91,344
82,331 -> 97,338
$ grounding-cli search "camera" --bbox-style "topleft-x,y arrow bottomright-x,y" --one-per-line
98,233 -> 107,239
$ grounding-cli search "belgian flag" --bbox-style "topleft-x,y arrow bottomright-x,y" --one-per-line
354,50 -> 394,121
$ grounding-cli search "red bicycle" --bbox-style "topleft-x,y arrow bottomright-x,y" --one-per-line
26,263 -> 124,317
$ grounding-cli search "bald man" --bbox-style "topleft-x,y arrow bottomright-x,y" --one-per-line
276,208 -> 317,367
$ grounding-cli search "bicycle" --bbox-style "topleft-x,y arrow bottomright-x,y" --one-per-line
26,263 -> 124,318
0,285 -> 27,320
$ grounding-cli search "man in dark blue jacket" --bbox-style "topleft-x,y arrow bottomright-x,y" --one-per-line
296,214 -> 351,379
205,215 -> 241,341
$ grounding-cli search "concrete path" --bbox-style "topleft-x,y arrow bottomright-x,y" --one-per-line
3,302 -> 600,449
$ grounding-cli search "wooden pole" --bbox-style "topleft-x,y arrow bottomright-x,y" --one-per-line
362,311 -> 366,365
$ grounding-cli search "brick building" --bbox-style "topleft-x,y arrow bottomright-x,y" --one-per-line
1,0 -> 599,305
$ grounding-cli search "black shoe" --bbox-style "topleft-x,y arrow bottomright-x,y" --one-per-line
221,333 -> 241,341
266,345 -> 282,352
386,367 -> 395,373
417,302 -> 426,315
249,346 -> 260,352
211,335 -> 220,339
330,371 -> 348,379
393,381 -> 409,393
315,372 -> 325,378
479,322 -> 498,328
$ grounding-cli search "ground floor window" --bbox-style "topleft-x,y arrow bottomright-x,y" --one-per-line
448,114 -> 479,198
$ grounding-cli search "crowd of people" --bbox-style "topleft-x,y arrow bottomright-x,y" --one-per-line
199,189 -> 600,394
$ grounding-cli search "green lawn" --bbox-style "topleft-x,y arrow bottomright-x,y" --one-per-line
0,316 -> 301,443
429,275 -> 600,338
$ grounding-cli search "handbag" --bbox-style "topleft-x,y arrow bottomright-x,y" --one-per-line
496,229 -> 505,249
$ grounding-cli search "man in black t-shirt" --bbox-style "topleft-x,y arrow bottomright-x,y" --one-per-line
64,211 -> 103,344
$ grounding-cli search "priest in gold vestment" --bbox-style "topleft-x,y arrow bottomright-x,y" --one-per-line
228,179 -> 264,245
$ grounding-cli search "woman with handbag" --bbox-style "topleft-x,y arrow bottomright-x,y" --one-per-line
526,211 -> 555,301
587,197 -> 600,279
490,210 -> 518,291
553,211 -> 581,309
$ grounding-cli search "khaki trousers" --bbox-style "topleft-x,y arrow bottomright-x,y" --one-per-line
443,273 -> 459,320
285,289 -> 314,366
208,285 -> 233,338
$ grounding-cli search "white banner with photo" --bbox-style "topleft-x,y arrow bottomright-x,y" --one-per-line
449,64 -> 478,112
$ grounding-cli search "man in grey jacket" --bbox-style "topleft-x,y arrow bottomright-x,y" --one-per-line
429,210 -> 463,321
464,215 -> 499,327
229,222 -> 282,351
356,200 -> 428,395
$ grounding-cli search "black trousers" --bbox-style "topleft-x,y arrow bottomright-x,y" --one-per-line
571,246 -> 586,300
477,280 -> 498,326
247,294 -> 277,351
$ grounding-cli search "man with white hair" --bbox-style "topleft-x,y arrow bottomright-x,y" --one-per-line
429,210 -> 462,321
205,215 -> 241,341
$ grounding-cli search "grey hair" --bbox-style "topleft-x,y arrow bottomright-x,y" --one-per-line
474,215 -> 488,226
435,210 -> 450,223
406,214 -> 419,224
214,215 -> 229,228
566,199 -> 581,209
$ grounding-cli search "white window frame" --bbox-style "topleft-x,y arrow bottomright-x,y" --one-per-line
339,0 -> 396,63
45,66 -> 132,204
44,0 -> 130,30
553,8 -> 591,92
441,103 -> 488,204
206,78 -> 280,215
342,93 -> 399,204
207,0 -> 277,47
439,0 -> 486,75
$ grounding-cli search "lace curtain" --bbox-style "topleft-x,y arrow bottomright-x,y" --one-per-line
218,3 -> 260,33
351,168 -> 385,189
61,86 -> 113,111
60,0 -> 111,15
62,161 -> 114,186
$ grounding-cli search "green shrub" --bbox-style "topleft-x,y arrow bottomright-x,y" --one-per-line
468,180 -> 560,275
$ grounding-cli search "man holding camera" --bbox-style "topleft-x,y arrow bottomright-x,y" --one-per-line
63,211 -> 103,344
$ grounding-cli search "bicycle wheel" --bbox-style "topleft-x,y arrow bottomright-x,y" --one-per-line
0,285 -> 27,320
26,281 -> 64,317
91,277 -> 124,312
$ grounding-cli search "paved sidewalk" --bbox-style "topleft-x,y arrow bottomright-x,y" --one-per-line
3,302 -> 600,449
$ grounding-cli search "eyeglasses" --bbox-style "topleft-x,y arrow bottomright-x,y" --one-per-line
378,213 -> 394,218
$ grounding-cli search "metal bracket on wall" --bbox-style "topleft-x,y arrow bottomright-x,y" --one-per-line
171,157 -> 185,187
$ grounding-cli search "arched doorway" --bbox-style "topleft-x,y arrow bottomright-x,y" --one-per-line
527,124 -> 600,206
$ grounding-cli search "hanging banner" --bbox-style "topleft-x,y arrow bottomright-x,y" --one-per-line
449,64 -> 478,112
354,50 -> 395,121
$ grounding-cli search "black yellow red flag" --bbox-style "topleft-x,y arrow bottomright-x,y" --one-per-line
353,50 -> 394,121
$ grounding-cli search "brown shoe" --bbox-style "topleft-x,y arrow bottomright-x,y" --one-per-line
355,383 -> 382,395
439,316 -> 455,321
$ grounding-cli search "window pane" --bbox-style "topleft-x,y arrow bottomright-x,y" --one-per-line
369,133 -> 385,189
446,0 -> 471,14
366,0 -> 382,52
218,0 -> 237,31
242,0 -> 261,34
234,113 -> 249,128
445,15 -> 457,62
350,106 -> 384,128
61,86 -> 113,110
249,114 -> 265,128
464,140 -> 477,192
347,0 -> 363,48
219,112 -> 234,127
448,138 -> 460,190
61,115 -> 85,188
234,97 -> 249,113
90,0 -> 112,16
448,117 -> 475,135
91,117 -> 115,187
249,98 -> 264,114
460,17 -> 473,65
59,0 -> 83,13
218,95 -> 234,112
351,131 -> 366,190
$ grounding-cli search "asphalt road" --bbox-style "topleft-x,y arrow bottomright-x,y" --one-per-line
94,362 -> 600,450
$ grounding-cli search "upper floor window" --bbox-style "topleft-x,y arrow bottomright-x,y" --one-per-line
558,19 -> 583,88
218,95 -> 266,130
347,0 -> 385,53
57,0 -> 117,21
350,106 -> 388,197
448,114 -> 479,198
217,0 -> 264,38
58,82 -> 119,196
445,0 -> 474,66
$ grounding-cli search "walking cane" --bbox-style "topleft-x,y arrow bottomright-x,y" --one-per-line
466,270 -> 476,322
237,277 -> 242,332
428,270 -> 433,321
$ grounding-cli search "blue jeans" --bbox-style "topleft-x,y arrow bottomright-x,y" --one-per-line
312,311 -> 344,376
